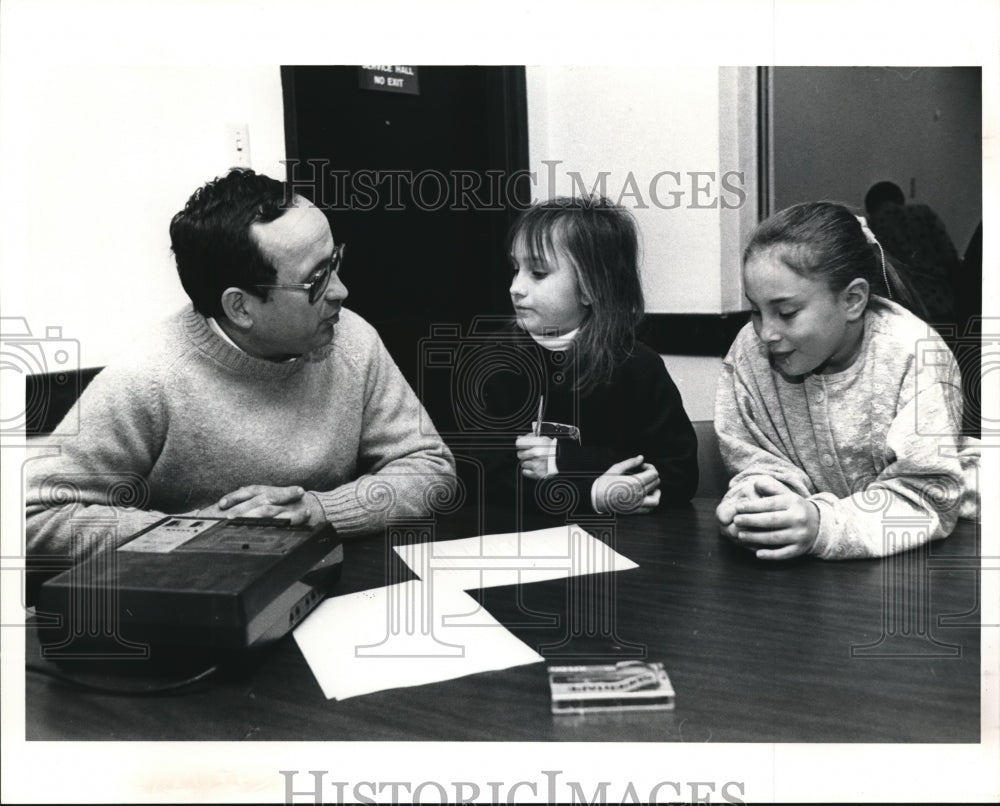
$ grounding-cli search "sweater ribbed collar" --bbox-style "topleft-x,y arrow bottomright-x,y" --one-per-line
180,307 -> 311,379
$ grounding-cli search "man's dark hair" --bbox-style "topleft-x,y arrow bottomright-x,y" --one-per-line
864,181 -> 905,217
169,169 -> 294,318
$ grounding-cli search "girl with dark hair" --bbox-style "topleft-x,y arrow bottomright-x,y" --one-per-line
482,197 -> 698,520
715,201 -> 979,560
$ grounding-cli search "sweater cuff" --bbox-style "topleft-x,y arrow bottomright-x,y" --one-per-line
807,493 -> 840,559
316,483 -> 385,538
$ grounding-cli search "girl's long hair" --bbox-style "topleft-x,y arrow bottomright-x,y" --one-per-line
744,201 -> 928,319
507,197 -> 645,394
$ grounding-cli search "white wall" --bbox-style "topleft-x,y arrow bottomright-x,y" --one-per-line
0,66 -> 287,369
528,66 -> 725,313
525,66 -> 757,419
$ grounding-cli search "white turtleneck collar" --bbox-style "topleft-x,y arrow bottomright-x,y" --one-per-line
527,327 -> 580,352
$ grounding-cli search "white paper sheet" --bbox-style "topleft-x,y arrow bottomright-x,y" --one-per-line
293,580 -> 544,700
393,523 -> 639,592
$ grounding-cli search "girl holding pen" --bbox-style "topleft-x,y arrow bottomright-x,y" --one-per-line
480,196 -> 698,520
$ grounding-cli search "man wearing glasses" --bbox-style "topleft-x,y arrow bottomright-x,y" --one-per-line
26,169 -> 456,560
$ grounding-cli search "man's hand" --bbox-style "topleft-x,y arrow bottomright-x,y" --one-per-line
731,476 -> 820,560
516,433 -> 559,480
197,485 -> 325,526
592,455 -> 661,514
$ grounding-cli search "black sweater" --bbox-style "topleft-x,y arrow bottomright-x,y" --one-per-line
475,335 -> 698,526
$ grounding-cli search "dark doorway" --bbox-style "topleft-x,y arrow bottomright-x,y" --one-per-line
282,66 -> 529,436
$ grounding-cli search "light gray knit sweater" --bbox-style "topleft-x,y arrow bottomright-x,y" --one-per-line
26,306 -> 456,558
715,298 -> 979,560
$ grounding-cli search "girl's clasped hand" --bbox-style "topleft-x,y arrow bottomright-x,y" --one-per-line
716,478 -> 819,559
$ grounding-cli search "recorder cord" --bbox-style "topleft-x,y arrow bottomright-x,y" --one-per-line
25,661 -> 220,696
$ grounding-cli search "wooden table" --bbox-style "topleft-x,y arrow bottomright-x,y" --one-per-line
25,499 -> 982,742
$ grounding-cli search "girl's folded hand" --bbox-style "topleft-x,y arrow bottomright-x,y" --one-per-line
593,455 -> 661,514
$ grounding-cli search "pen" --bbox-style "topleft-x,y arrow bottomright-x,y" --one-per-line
534,395 -> 544,437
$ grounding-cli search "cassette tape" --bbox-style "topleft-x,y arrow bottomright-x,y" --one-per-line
548,661 -> 675,714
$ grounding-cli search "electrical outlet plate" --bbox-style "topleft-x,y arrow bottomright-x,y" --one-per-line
224,122 -> 251,169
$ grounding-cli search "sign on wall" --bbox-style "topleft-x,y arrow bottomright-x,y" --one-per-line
358,66 -> 420,95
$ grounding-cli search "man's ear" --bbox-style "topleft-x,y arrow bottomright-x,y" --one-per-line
841,278 -> 870,321
220,287 -> 256,329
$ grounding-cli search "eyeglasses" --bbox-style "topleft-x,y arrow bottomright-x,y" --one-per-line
256,243 -> 346,304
